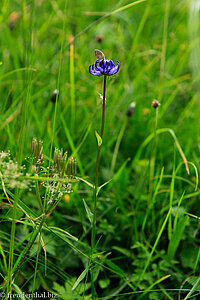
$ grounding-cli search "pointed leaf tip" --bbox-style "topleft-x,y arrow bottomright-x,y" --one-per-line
95,130 -> 102,146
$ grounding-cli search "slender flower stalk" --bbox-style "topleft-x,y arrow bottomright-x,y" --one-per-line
142,99 -> 161,234
88,50 -> 120,299
151,99 -> 161,230
89,75 -> 107,299
92,75 -> 107,252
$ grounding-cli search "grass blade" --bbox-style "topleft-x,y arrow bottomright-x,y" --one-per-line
136,208 -> 171,289
83,199 -> 93,224
167,215 -> 189,260
72,266 -> 90,291
183,278 -> 200,300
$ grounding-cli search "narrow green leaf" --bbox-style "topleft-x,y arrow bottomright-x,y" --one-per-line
173,192 -> 185,230
137,275 -> 171,300
95,130 -> 102,147
72,122 -> 92,157
49,226 -> 78,241
187,276 -> 200,288
13,284 -> 26,300
168,157 -> 176,241
72,266 -> 89,290
83,199 -> 93,224
103,258 -> 126,277
78,177 -> 94,189
0,67 -> 36,80
47,227 -> 88,259
109,158 -> 130,190
184,277 -> 200,300
13,227 -> 39,272
112,246 -> 131,258
167,215 -> 189,260
151,167 -> 164,207
97,179 -> 112,195
0,243 -> 8,273
194,248 -> 200,274
136,208 -> 171,289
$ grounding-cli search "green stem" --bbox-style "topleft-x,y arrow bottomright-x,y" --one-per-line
110,118 -> 127,175
32,233 -> 42,295
12,181 -> 64,281
151,107 -> 159,230
12,214 -> 47,279
91,75 -> 107,299
142,107 -> 159,235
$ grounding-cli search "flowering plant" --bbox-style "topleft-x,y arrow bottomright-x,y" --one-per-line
88,50 -> 120,298
89,58 -> 120,76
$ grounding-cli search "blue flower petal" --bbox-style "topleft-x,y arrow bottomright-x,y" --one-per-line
107,60 -> 114,72
89,64 -> 101,76
107,60 -> 120,76
89,59 -> 120,76
95,60 -> 104,73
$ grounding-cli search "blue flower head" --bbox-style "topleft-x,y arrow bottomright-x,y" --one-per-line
89,53 -> 120,76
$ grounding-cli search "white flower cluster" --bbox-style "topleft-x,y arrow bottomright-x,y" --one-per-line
0,151 -> 30,189
45,174 -> 73,205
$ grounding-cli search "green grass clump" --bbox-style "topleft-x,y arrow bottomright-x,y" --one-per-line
0,0 -> 200,299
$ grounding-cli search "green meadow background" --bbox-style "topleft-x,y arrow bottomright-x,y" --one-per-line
0,0 -> 200,299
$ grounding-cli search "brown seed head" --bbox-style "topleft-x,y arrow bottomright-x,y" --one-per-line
96,35 -> 104,43
152,99 -> 161,109
126,102 -> 136,117
50,89 -> 59,103
8,12 -> 19,30
67,35 -> 74,43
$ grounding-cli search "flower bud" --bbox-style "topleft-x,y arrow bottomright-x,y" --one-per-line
8,12 -> 19,30
152,99 -> 160,109
50,89 -> 59,103
96,35 -> 104,43
66,157 -> 77,177
67,159 -> 72,176
53,148 -> 67,177
31,138 -> 43,173
126,102 -> 136,117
